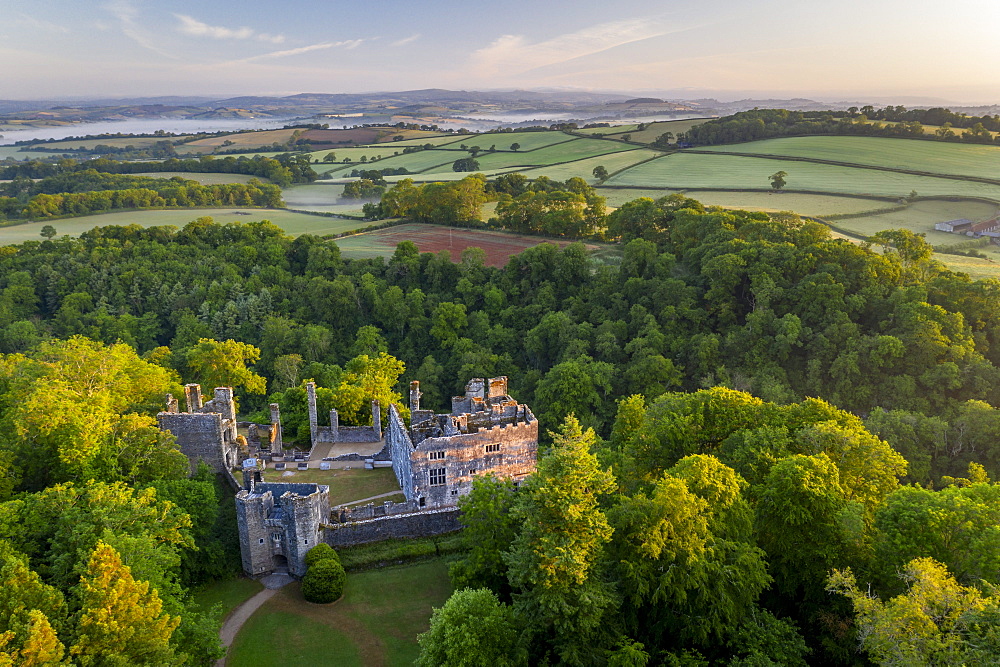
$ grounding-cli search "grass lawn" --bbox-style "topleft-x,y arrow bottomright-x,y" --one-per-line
261,467 -> 401,506
0,209 -> 366,245
282,183 -> 369,215
699,136 -> 1000,181
190,577 -> 263,620
606,152 -> 1000,200
228,559 -> 453,667
133,172 -> 269,185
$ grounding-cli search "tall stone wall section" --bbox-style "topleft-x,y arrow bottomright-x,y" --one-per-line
323,507 -> 461,548
235,491 -> 274,576
386,404 -> 416,501
158,412 -> 235,475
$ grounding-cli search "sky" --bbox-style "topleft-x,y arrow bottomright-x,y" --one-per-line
4,0 -> 1000,104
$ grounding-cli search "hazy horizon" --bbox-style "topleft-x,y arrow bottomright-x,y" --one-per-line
4,0 -> 1000,106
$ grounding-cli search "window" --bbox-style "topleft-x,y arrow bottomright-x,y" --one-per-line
429,468 -> 447,486
419,497 -> 426,507
469,468 -> 477,475
304,539 -> 308,545
429,451 -> 445,460
451,489 -> 458,496
272,533 -> 280,540
259,538 -> 265,544
485,443 -> 501,453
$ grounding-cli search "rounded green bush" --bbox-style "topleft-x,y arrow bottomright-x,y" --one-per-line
302,558 -> 346,604
304,543 -> 340,568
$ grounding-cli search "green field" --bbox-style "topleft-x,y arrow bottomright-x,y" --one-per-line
832,199 -> 999,243
607,152 -> 1000,199
513,148 -> 663,183
471,138 -> 632,170
134,172 -> 269,185
0,146 -> 68,160
36,136 -> 195,150
575,124 -> 640,136
465,130 -> 575,152
228,559 -> 453,667
0,209 -> 365,244
260,467 -> 401,506
604,118 -> 713,144
700,136 -> 1000,181
282,184 -> 368,215
343,149 -> 461,174
597,188 -> 900,216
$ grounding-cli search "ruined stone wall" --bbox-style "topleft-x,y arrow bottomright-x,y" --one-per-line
158,412 -> 237,475
322,507 -> 461,548
235,491 -> 275,576
410,418 -> 538,508
387,404 -> 416,501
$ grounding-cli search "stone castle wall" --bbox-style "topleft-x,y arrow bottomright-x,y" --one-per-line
323,507 -> 461,548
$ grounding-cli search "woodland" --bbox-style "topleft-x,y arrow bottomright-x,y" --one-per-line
0,189 -> 999,663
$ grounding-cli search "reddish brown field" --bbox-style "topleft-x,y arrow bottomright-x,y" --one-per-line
301,128 -> 397,146
346,223 -> 599,267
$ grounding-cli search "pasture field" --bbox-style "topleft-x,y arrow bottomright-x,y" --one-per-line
181,128 -> 300,148
133,172 -> 269,185
282,183 -> 367,215
337,149 -> 459,174
699,136 -> 1000,180
932,252 -> 1000,280
472,138 -> 631,170
606,153 -> 1000,199
0,209 -> 364,244
466,130 -> 576,152
335,223 -> 602,266
305,146 -> 418,163
32,136 -> 194,150
514,148 -> 663,183
0,146 -> 62,160
604,118 -> 714,144
597,188 -> 899,217
576,124 -> 641,136
228,559 -> 453,667
832,199 -> 1000,243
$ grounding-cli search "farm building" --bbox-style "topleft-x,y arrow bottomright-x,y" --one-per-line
966,217 -> 1000,237
935,218 -> 974,233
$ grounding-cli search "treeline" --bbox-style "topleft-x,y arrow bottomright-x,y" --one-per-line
0,171 -> 283,220
0,153 -> 317,187
679,108 -> 1000,146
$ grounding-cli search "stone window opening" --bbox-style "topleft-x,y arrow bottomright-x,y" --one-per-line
451,489 -> 458,496
485,443 -> 501,453
429,451 -> 445,460
419,497 -> 426,507
429,468 -> 447,485
469,468 -> 477,475
259,538 -> 265,544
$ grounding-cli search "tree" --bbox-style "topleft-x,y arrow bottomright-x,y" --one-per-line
185,338 -> 266,395
39,225 -> 56,240
592,165 -> 610,182
70,541 -> 180,666
510,143 -> 520,151
453,157 -> 480,173
450,475 -> 521,597
505,416 -> 617,663
416,588 -> 523,667
322,152 -> 337,162
769,171 -> 787,190
828,558 -> 1000,666
301,558 -> 346,603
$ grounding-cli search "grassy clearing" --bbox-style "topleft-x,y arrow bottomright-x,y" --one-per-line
133,172 -> 269,185
468,130 -> 574,152
0,209 -> 364,245
607,153 -> 1000,200
261,467 -> 401,506
576,124 -> 640,136
337,535 -> 465,571
344,149 -> 458,174
833,199 -> 999,243
699,136 -> 1000,181
0,146 -> 67,160
190,577 -> 263,620
228,559 -> 453,667
932,252 -> 1000,279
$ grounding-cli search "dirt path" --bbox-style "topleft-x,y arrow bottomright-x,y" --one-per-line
216,573 -> 292,666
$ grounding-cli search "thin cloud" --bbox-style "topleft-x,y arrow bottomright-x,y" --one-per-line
14,13 -> 70,35
174,14 -> 284,44
391,33 -> 421,47
104,0 -> 178,59
217,40 -> 364,66
470,18 -> 678,78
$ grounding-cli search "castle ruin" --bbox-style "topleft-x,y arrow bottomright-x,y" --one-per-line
387,377 -> 538,508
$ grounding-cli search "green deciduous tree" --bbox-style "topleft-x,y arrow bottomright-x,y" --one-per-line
416,588 -> 524,667
185,338 -> 266,395
769,171 -> 787,190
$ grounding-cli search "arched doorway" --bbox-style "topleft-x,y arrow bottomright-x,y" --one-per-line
273,555 -> 288,573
